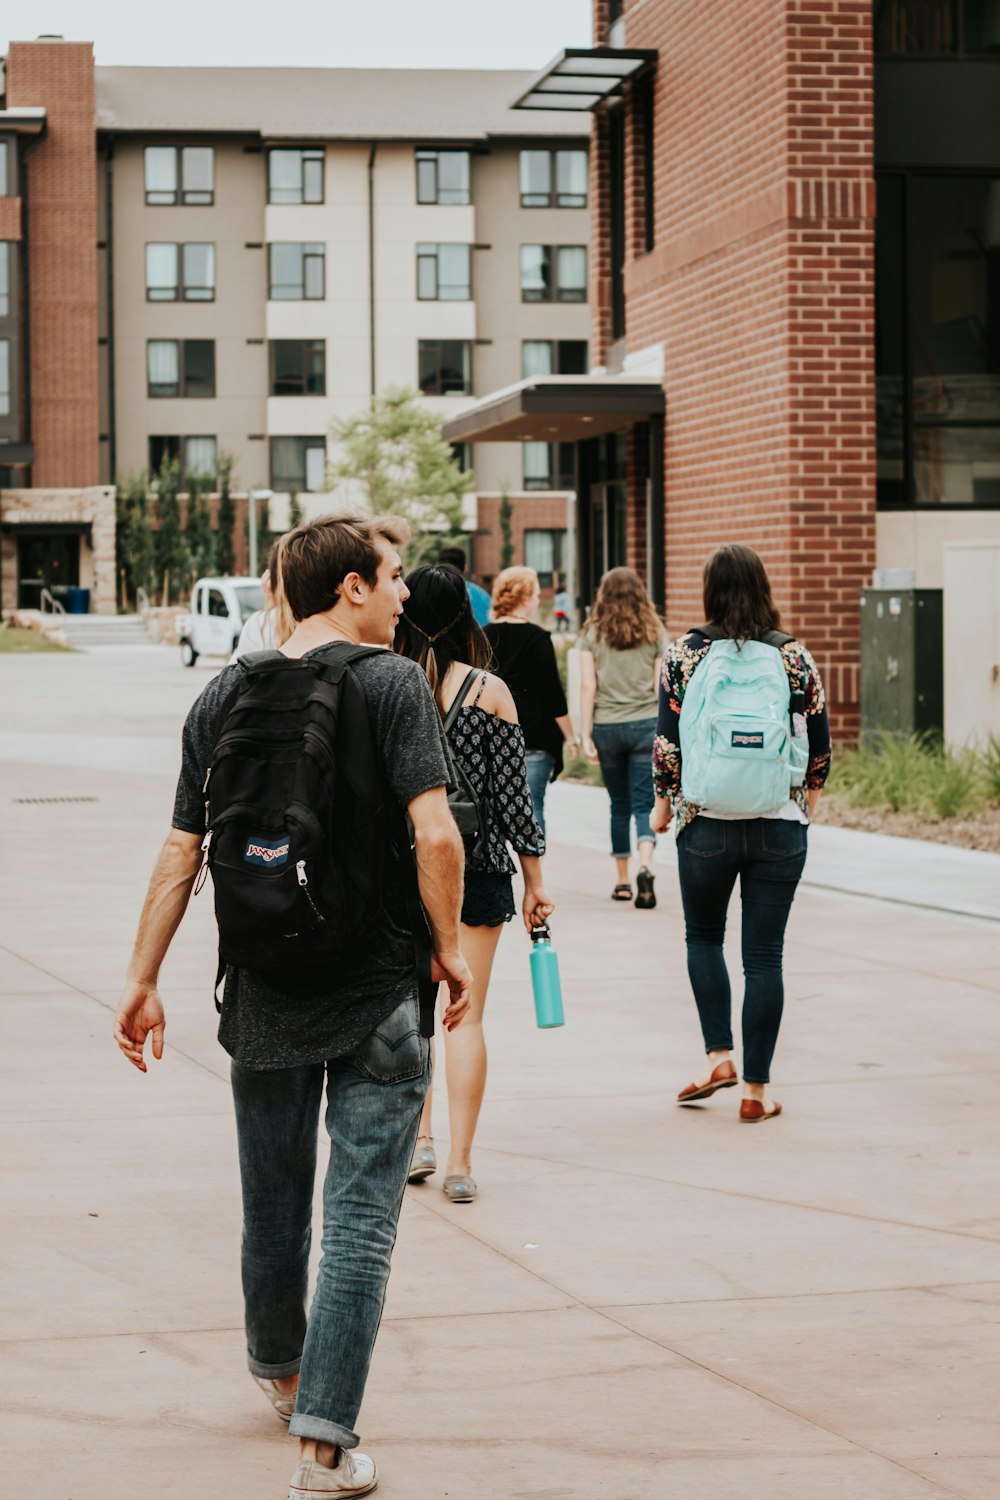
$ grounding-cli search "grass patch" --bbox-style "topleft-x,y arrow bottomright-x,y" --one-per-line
0,627 -> 69,654
830,731 -> 991,822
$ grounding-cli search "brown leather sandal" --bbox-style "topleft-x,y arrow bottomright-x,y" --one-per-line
611,883 -> 632,901
740,1099 -> 782,1122
677,1059 -> 738,1104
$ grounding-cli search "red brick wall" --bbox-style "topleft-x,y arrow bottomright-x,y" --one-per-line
6,41 -> 100,487
611,0 -> 875,738
473,494 -> 569,591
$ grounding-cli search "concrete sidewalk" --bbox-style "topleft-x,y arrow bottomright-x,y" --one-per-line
2,647 -> 1000,1500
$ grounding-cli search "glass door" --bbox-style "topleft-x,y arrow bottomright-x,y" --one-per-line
17,534 -> 80,610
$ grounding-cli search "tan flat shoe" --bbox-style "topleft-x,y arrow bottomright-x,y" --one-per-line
677,1059 -> 738,1104
740,1099 -> 782,1122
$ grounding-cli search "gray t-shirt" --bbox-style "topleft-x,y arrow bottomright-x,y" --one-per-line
171,646 -> 453,1069
580,630 -> 669,725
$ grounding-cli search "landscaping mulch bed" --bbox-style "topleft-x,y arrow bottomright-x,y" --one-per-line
815,792 -> 1000,854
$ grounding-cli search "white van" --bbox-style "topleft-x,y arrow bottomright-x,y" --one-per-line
176,576 -> 265,666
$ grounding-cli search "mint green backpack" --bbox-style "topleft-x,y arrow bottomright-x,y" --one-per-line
679,628 -> 809,816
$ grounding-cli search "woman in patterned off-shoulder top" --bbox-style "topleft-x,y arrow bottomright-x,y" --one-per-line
394,563 -> 554,1203
650,544 -> 831,1123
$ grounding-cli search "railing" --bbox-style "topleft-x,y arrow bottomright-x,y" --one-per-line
40,589 -> 67,616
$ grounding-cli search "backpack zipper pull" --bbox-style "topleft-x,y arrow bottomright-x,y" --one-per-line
193,830 -> 213,895
296,859 -> 308,886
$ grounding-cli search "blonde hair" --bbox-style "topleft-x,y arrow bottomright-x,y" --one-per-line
583,567 -> 663,651
492,565 -> 538,619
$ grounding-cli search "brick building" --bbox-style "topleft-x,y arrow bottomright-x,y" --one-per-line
0,38 -> 591,614
445,1 -> 1000,737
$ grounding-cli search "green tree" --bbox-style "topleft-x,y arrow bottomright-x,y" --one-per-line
114,471 -> 155,609
328,387 -> 474,566
244,494 -> 274,578
289,490 -> 304,529
216,451 -> 237,576
185,471 -> 217,580
153,455 -> 191,604
499,489 -> 514,570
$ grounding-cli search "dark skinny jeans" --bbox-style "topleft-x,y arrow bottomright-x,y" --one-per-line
676,816 -> 807,1084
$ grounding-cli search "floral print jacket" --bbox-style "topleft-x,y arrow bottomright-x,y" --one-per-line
653,629 -> 832,833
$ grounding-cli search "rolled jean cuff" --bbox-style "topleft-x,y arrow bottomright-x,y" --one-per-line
289,1413 -> 359,1450
247,1353 -> 302,1380
705,1039 -> 733,1054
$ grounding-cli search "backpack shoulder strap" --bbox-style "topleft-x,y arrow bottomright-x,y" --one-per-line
441,669 -> 481,737
759,629 -> 794,651
238,648 -> 286,672
696,624 -> 726,642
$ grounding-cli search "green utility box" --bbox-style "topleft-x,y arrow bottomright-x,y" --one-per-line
860,589 -> 943,740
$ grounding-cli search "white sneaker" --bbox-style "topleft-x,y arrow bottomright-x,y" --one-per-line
287,1450 -> 378,1498
252,1372 -> 295,1423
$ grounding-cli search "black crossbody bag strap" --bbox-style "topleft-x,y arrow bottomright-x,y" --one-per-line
441,668 -> 482,738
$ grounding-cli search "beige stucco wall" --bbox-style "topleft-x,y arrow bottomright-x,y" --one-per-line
110,138 -> 267,491
1,486 -> 116,615
877,509 -> 1000,588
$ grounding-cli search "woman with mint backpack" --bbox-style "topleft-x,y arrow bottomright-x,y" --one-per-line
651,544 -> 831,1122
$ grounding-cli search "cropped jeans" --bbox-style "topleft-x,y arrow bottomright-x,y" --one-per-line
230,994 -> 429,1450
676,816 -> 807,1084
591,717 -> 658,857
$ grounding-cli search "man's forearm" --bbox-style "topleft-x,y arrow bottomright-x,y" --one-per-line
128,832 -> 202,986
415,826 -> 464,955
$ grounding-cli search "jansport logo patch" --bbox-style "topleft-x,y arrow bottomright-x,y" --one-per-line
732,731 -> 765,750
244,837 -> 290,867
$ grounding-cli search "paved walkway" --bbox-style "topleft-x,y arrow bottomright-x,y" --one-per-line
2,646 -> 1000,1500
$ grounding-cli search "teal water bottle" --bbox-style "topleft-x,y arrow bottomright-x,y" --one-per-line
530,923 -> 565,1029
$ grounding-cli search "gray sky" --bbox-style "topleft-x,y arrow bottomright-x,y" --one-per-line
9,0 -> 592,70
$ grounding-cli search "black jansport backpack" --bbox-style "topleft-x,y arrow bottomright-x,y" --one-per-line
195,644 -> 393,980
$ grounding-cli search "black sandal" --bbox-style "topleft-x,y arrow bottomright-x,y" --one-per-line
635,867 -> 656,909
611,883 -> 633,901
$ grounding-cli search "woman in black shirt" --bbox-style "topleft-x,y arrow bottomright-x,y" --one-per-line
484,567 -> 578,837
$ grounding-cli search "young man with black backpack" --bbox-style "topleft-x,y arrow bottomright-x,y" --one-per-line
115,513 -> 471,1499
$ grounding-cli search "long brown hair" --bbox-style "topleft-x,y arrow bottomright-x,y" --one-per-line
583,567 -> 663,651
702,544 -> 781,641
393,563 -> 492,714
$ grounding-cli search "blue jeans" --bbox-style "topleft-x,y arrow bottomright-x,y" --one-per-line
230,994 -> 429,1449
591,718 -> 658,857
524,748 -> 556,837
676,817 -> 807,1084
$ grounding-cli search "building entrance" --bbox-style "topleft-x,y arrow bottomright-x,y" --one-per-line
590,480 -> 629,582
17,532 -> 80,609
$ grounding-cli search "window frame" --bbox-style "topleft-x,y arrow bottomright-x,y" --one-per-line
415,243 -> 472,301
269,339 -> 327,397
519,148 -> 588,209
418,339 -> 473,396
0,338 -> 10,418
269,434 -> 328,493
144,242 -> 215,303
522,339 -> 589,378
0,241 -> 10,318
268,147 -> 325,206
523,527 -> 566,587
268,242 -> 326,301
0,139 -> 9,199
523,440 -> 576,491
415,148 -> 471,206
143,145 -> 215,206
183,435 -> 217,483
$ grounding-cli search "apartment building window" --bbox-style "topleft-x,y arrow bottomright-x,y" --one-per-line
268,148 -> 324,205
418,339 -> 472,396
148,434 -> 216,480
0,242 -> 9,317
270,339 -> 326,396
520,245 -> 587,303
415,149 -> 471,205
269,243 -> 325,300
519,149 -> 588,209
271,435 -> 327,492
144,146 -> 214,206
145,243 -> 216,301
0,340 -> 10,417
523,441 -> 576,490
416,243 -> 471,300
522,340 -> 589,378
524,528 -> 566,587
874,0 -> 1000,54
147,340 -> 216,398
0,142 -> 8,198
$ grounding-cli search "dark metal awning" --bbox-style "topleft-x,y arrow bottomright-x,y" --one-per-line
441,376 -> 664,445
0,520 -> 91,538
510,48 -> 657,112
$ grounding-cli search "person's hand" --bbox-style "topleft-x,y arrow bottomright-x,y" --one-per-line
431,950 -> 473,1031
650,796 -> 673,835
563,737 -> 580,762
583,736 -> 599,764
114,981 -> 166,1073
522,885 -> 554,934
